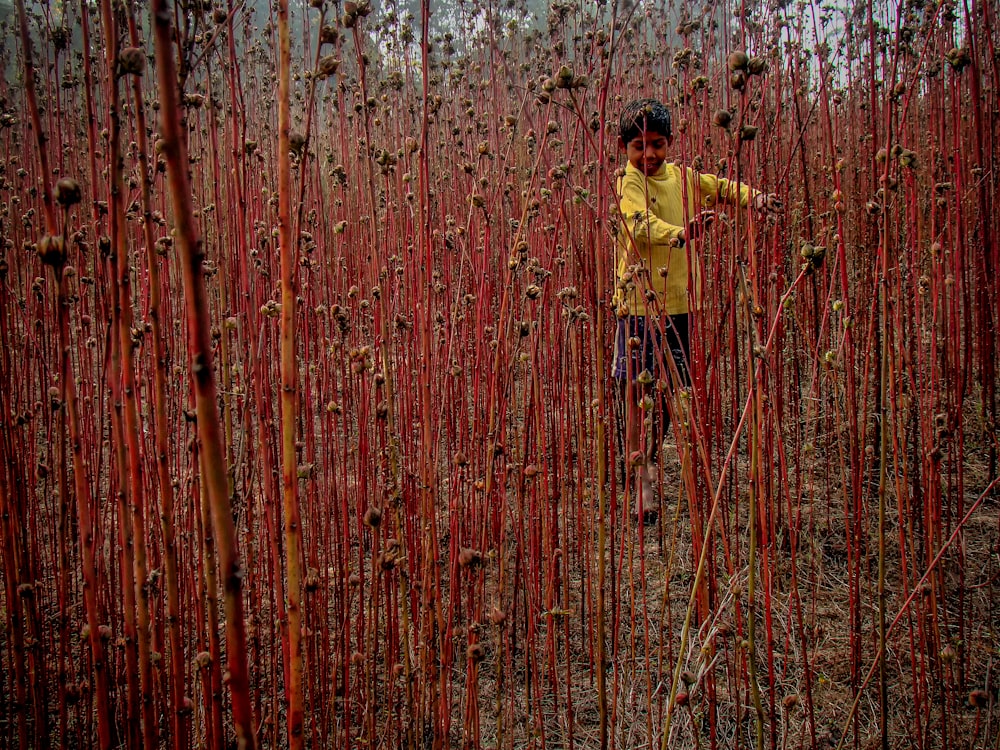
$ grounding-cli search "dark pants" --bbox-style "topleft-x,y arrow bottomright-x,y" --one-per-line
612,314 -> 692,491
613,314 -> 691,387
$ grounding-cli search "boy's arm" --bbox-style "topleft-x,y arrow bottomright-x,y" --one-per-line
697,170 -> 781,212
698,171 -> 756,208
619,175 -> 685,245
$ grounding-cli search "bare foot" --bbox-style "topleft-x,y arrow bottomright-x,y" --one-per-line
633,462 -> 658,525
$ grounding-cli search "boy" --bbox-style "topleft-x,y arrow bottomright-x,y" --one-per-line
613,98 -> 779,523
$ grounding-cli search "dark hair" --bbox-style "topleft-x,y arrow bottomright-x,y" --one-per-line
618,98 -> 671,142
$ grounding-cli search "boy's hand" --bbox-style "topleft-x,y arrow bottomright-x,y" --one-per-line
752,193 -> 782,213
679,210 -> 716,243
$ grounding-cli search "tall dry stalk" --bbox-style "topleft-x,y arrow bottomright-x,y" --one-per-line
150,1 -> 257,746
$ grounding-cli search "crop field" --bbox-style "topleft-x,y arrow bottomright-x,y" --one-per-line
0,0 -> 997,747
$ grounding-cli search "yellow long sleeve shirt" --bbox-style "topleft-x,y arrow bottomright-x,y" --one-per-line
615,161 -> 754,316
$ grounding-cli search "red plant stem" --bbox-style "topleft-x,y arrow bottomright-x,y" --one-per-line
13,1 -> 114,746
96,2 -> 158,743
122,4 -> 189,745
834,475 -> 1000,750
194,435 -> 226,750
150,1 -> 257,747
275,0 -> 305,745
106,231 -> 141,749
0,294 -> 30,750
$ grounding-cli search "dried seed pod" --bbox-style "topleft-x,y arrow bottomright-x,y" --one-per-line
945,47 -> 971,71
730,71 -> 746,90
289,131 -> 307,156
727,50 -> 749,71
320,24 -> 339,44
747,56 -> 768,75
37,235 -> 66,267
739,125 -> 758,141
64,682 -> 81,704
304,567 -> 320,592
317,55 -> 340,77
712,109 -> 732,129
119,47 -> 146,76
466,643 -> 485,662
457,548 -> 482,567
362,506 -> 382,528
555,65 -> 574,89
54,178 -> 82,207
968,689 -> 990,709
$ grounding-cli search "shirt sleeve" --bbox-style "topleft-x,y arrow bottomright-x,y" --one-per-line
618,173 -> 684,245
697,170 -> 757,207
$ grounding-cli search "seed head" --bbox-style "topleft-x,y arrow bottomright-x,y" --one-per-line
968,689 -> 990,709
712,109 -> 732,129
457,547 -> 482,567
54,178 -> 82,208
945,47 -> 971,71
119,47 -> 146,76
727,50 -> 750,71
320,24 -> 339,45
466,643 -> 485,662
317,55 -> 341,78
64,682 -> 81,704
362,506 -> 382,528
747,56 -> 768,75
37,235 -> 66,267
304,567 -> 320,592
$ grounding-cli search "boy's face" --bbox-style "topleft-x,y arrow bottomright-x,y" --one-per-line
621,124 -> 671,175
